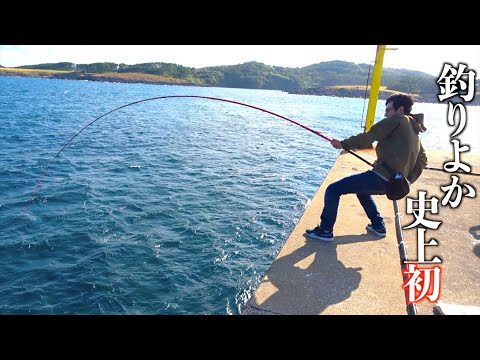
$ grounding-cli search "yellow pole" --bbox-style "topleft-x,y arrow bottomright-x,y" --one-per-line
364,45 -> 386,132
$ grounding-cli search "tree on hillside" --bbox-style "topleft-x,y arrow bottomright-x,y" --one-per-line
76,62 -> 118,73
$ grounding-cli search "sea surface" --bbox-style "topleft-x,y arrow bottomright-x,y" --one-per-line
1,76 -> 478,314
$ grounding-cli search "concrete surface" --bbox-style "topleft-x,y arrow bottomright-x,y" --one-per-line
242,148 -> 479,315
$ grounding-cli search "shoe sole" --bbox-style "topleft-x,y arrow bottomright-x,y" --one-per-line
305,232 -> 334,242
366,226 -> 386,237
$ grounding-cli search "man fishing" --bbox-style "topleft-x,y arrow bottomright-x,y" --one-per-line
306,93 -> 428,241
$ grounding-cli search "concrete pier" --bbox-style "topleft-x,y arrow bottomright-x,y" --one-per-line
242,148 -> 479,315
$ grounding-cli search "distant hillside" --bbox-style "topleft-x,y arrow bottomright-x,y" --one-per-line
18,62 -> 76,71
2,60 -> 479,104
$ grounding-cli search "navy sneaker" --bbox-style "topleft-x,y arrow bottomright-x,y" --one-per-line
366,223 -> 386,237
305,226 -> 334,242
305,226 -> 321,235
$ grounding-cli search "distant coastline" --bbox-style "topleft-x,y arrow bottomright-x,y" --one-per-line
1,68 -> 476,105
0,68 -> 198,86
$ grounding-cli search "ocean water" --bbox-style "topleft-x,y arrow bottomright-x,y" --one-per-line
0,76 -> 478,314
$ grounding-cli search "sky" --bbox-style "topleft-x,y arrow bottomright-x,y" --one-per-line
1,45 -> 478,77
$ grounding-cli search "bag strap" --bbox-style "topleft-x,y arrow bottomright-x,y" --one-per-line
383,116 -> 421,179
382,121 -> 402,177
382,161 -> 397,177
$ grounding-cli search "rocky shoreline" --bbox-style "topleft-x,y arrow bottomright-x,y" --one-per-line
0,70 -> 199,86
51,72 -> 200,86
2,70 -> 477,105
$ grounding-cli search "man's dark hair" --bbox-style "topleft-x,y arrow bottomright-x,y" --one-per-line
386,93 -> 415,114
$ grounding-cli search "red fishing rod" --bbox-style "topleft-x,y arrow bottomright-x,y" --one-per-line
30,93 -> 480,203
29,95 -> 374,203
29,96 -> 324,202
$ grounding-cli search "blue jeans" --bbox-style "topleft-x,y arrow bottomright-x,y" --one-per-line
320,170 -> 387,233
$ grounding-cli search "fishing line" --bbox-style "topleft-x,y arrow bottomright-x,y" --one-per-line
425,166 -> 480,176
360,64 -> 372,129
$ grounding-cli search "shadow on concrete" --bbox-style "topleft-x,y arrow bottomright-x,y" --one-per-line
250,233 -> 383,315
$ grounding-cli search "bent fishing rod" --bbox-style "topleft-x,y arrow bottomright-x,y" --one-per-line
29,95 -> 478,203
30,95 -> 341,203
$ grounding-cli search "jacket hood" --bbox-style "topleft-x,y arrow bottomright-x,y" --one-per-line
408,113 -> 427,134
